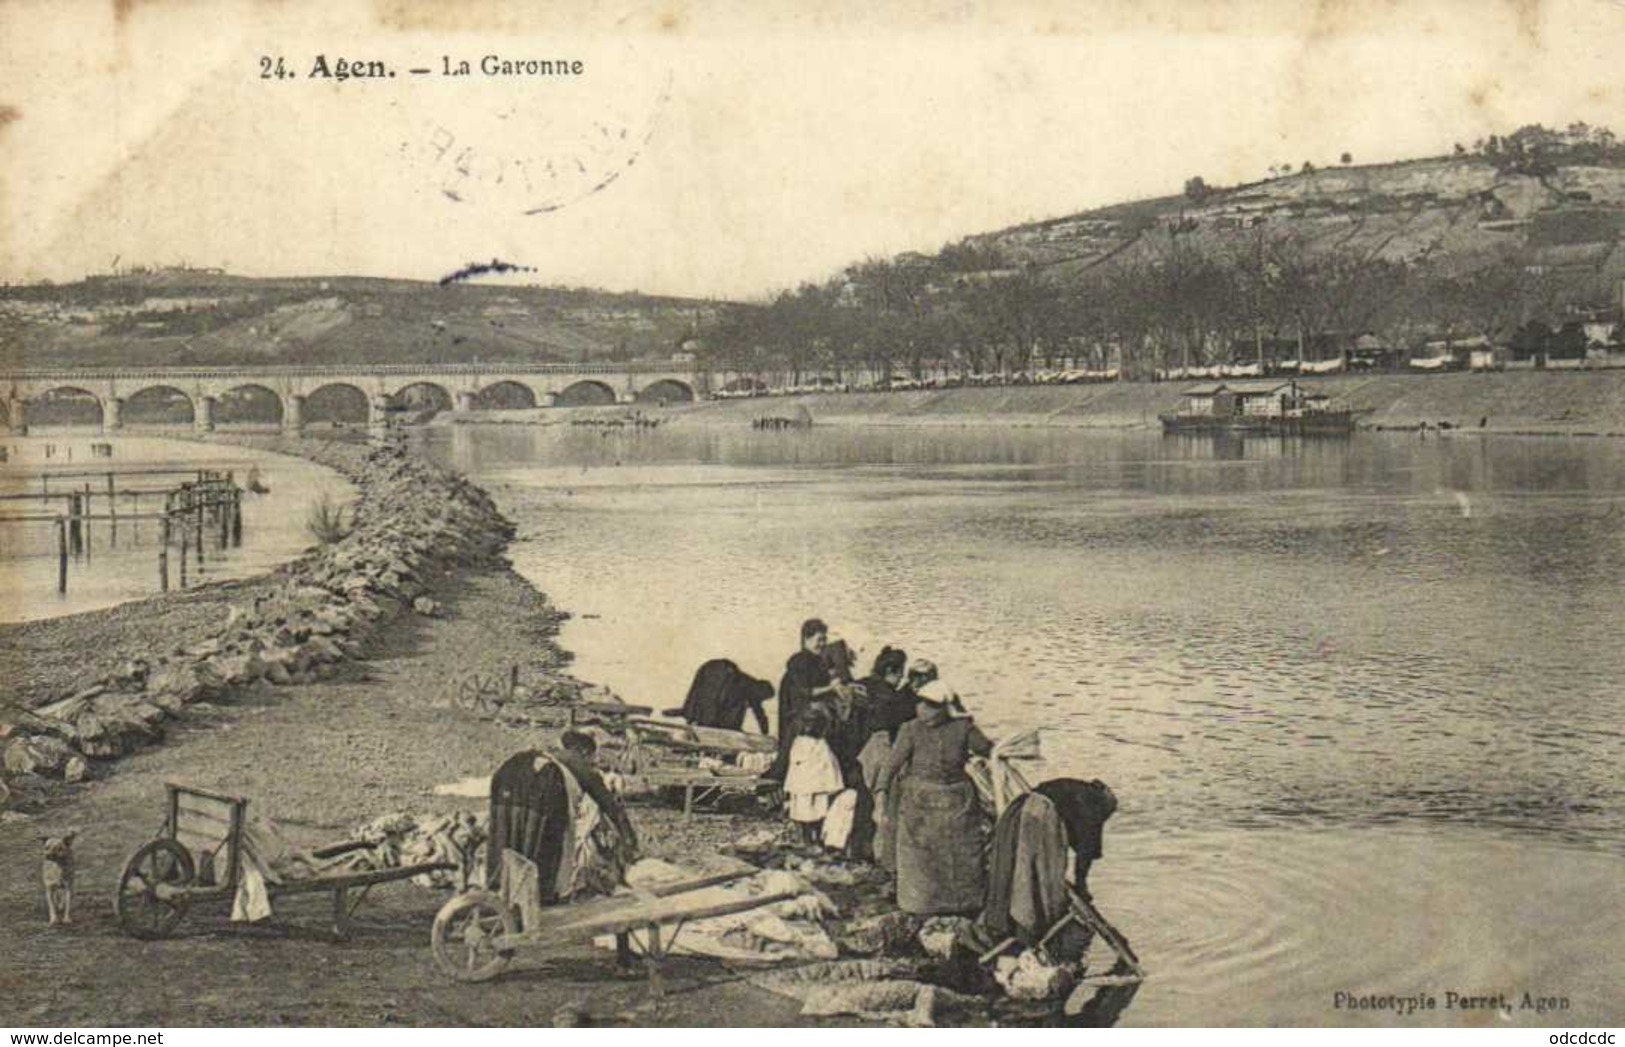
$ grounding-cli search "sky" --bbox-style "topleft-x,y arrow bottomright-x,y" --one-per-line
2,0 -> 1623,300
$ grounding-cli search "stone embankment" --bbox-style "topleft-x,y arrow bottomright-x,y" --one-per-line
0,437 -> 522,811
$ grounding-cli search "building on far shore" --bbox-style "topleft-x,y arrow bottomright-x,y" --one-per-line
1180,379 -> 1300,418
1410,335 -> 1499,372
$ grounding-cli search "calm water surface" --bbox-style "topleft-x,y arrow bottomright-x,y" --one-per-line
0,433 -> 356,622
424,422 -> 1625,1026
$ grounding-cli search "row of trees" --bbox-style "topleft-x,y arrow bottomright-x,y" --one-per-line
1469,122 -> 1625,176
1183,124 -> 1625,203
699,229 -> 1603,383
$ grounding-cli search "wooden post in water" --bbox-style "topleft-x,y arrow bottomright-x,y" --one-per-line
107,473 -> 117,548
193,487 -> 204,566
82,484 -> 92,561
56,519 -> 67,594
218,488 -> 230,549
159,514 -> 170,592
68,493 -> 82,558
231,487 -> 243,547
179,520 -> 189,588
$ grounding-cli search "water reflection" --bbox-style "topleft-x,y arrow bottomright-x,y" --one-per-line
0,434 -> 356,622
420,423 -> 1625,1025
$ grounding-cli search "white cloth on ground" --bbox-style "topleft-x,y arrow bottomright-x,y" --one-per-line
596,861 -> 838,964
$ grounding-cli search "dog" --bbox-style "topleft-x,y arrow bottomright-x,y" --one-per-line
41,831 -> 76,926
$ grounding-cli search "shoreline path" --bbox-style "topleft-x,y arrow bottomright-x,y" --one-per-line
0,434 -> 808,1027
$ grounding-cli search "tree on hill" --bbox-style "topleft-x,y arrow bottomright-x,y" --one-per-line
1472,122 -> 1625,171
1340,152 -> 1353,165
962,270 -> 1067,374
937,239 -> 1008,273
1509,319 -> 1550,362
1549,321 -> 1588,360
1184,176 -> 1211,202
1423,256 -> 1529,346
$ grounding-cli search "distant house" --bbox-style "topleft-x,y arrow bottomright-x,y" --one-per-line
1347,333 -> 1401,372
1412,335 -> 1492,372
1582,319 -> 1618,347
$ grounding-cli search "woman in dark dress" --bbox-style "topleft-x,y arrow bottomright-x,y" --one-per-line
486,730 -> 638,903
765,618 -> 844,783
860,646 -> 915,743
873,680 -> 994,915
680,658 -> 775,734
853,646 -> 912,866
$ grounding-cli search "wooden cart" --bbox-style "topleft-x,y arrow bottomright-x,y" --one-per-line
635,766 -> 767,820
429,853 -> 796,994
614,719 -> 774,818
114,783 -> 462,941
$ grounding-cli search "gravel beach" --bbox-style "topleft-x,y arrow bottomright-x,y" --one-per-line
0,434 -> 811,1027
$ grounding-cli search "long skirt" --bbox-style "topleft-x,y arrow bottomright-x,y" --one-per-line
487,757 -> 572,903
876,784 -> 901,871
857,733 -> 896,869
894,777 -> 986,915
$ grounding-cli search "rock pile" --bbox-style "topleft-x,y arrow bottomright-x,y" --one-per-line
0,438 -> 517,813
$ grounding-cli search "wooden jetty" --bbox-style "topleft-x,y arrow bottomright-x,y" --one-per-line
0,468 -> 247,595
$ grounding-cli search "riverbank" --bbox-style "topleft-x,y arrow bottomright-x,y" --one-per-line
447,369 -> 1625,436
1,436 -> 528,773
0,434 -> 815,1027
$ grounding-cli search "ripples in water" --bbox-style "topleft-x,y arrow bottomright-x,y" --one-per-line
422,424 -> 1625,1024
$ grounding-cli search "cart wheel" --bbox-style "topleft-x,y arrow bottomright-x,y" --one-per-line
457,673 -> 502,713
431,890 -> 517,982
115,839 -> 195,940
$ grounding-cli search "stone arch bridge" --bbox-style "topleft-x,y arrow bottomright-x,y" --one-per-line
0,363 -> 709,433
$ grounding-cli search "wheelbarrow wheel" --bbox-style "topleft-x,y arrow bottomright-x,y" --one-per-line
431,890 -> 517,982
115,838 -> 195,940
457,673 -> 503,713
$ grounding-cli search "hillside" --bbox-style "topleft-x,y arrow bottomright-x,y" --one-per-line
0,271 -> 720,370
695,130 -> 1625,385
951,155 -> 1625,297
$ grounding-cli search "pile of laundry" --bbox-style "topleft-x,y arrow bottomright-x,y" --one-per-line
354,810 -> 484,888
723,824 -> 886,889
714,820 -> 1116,1024
592,858 -> 840,964
753,960 -> 985,1027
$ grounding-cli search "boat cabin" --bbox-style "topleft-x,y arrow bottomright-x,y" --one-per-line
1181,380 -> 1300,418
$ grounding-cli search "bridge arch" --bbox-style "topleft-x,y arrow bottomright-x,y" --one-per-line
635,378 -> 695,405
304,383 -> 371,426
555,379 -> 618,407
217,384 -> 284,426
124,385 -> 195,426
30,387 -> 103,428
387,381 -> 453,413
472,380 -> 539,410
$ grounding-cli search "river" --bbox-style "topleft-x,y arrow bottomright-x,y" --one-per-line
0,433 -> 356,623
423,421 -> 1625,1027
